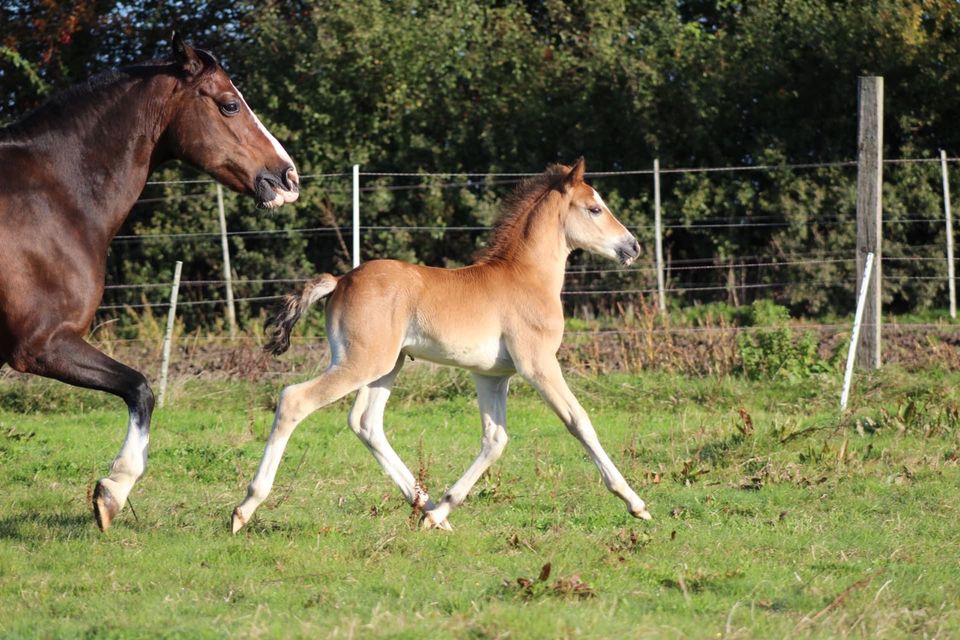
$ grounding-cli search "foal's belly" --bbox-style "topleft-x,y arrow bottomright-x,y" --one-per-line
402,333 -> 515,375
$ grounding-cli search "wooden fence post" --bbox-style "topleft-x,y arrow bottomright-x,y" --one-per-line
157,260 -> 183,409
217,184 -> 238,337
855,76 -> 883,369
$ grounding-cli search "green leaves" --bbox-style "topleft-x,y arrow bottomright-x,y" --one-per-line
7,1 -> 960,329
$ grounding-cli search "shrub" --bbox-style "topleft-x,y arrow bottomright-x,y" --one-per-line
736,301 -> 830,380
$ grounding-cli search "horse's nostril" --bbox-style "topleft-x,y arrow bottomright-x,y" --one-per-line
283,166 -> 299,191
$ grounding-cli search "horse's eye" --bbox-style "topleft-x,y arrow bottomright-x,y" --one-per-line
587,206 -> 602,216
219,101 -> 240,116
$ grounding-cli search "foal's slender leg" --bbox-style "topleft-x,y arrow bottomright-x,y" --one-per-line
24,332 -> 154,531
422,374 -> 510,529
232,365 -> 371,533
347,357 -> 448,529
520,358 -> 651,520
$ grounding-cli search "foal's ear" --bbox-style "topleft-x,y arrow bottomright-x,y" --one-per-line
171,31 -> 203,78
562,157 -> 586,192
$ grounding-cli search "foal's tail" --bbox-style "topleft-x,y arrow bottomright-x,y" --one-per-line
264,274 -> 339,356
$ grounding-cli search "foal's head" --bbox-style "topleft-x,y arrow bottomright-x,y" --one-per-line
162,34 -> 299,209
558,159 -> 640,265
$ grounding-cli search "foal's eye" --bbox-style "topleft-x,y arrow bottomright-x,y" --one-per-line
587,206 -> 602,216
219,101 -> 240,116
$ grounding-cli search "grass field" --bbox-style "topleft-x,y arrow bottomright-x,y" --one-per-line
2,365 -> 959,638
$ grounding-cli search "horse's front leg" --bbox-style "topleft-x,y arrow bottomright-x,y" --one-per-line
422,374 -> 510,529
519,357 -> 651,520
20,331 -> 155,531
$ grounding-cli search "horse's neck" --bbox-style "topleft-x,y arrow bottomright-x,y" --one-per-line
511,208 -> 571,296
37,75 -> 173,242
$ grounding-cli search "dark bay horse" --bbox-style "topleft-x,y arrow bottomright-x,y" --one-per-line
0,34 -> 300,530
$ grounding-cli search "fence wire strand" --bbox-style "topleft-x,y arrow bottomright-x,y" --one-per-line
93,156 -> 960,321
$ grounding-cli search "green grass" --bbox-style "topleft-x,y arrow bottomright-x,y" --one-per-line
1,366 -> 959,638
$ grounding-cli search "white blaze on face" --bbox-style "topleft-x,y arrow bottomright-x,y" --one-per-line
591,188 -> 608,212
233,83 -> 293,166
232,83 -> 299,208
588,187 -> 635,263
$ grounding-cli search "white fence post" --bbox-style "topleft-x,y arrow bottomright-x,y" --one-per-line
157,260 -> 183,409
217,184 -> 238,337
653,158 -> 666,313
841,252 -> 875,412
941,149 -> 956,319
352,164 -> 361,268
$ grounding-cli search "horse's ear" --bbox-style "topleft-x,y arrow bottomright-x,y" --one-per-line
562,157 -> 586,191
171,31 -> 203,77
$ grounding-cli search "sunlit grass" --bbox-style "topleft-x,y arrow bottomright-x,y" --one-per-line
1,367 -> 959,637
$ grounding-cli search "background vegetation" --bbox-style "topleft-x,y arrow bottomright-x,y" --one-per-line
4,1 -> 960,329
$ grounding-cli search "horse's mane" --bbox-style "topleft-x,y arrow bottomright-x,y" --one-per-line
1,49 -> 218,140
474,163 -> 568,264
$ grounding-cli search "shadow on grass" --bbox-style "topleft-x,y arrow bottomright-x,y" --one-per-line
0,511 -> 92,540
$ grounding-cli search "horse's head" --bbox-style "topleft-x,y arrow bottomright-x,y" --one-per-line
162,34 -> 299,209
559,158 -> 640,265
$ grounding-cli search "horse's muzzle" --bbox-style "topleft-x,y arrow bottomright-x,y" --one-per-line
256,167 -> 300,209
616,237 -> 641,266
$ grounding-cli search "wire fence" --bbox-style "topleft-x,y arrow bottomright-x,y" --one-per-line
96,155 -> 960,343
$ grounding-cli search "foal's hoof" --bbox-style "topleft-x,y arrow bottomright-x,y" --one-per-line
231,507 -> 247,534
420,512 -> 453,531
92,481 -> 120,532
631,506 -> 653,521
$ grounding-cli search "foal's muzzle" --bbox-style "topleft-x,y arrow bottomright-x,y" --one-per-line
616,237 -> 641,266
255,166 -> 300,209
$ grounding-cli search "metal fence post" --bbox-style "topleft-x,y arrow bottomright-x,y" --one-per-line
352,164 -> 361,268
653,158 -> 666,313
157,260 -> 183,409
217,184 -> 238,337
941,149 -> 956,319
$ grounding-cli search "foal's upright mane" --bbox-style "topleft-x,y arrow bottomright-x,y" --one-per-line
474,164 -> 568,265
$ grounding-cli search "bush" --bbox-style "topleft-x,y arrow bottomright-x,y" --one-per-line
736,301 -> 830,380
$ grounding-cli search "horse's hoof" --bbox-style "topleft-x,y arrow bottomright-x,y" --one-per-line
631,507 -> 653,521
231,507 -> 247,534
420,512 -> 453,531
92,481 -> 119,532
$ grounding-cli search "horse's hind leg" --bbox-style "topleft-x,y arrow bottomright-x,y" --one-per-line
347,356 -> 449,529
21,332 -> 154,531
231,365 -> 371,533
422,374 -> 510,529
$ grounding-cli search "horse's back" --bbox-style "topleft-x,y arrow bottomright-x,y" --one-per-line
330,259 -> 503,324
324,259 -> 515,374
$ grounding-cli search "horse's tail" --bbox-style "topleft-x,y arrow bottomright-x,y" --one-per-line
264,274 -> 339,356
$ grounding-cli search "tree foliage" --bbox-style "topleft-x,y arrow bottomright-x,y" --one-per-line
3,1 -> 960,328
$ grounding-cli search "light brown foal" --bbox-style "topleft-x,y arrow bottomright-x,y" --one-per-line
231,159 -> 652,533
